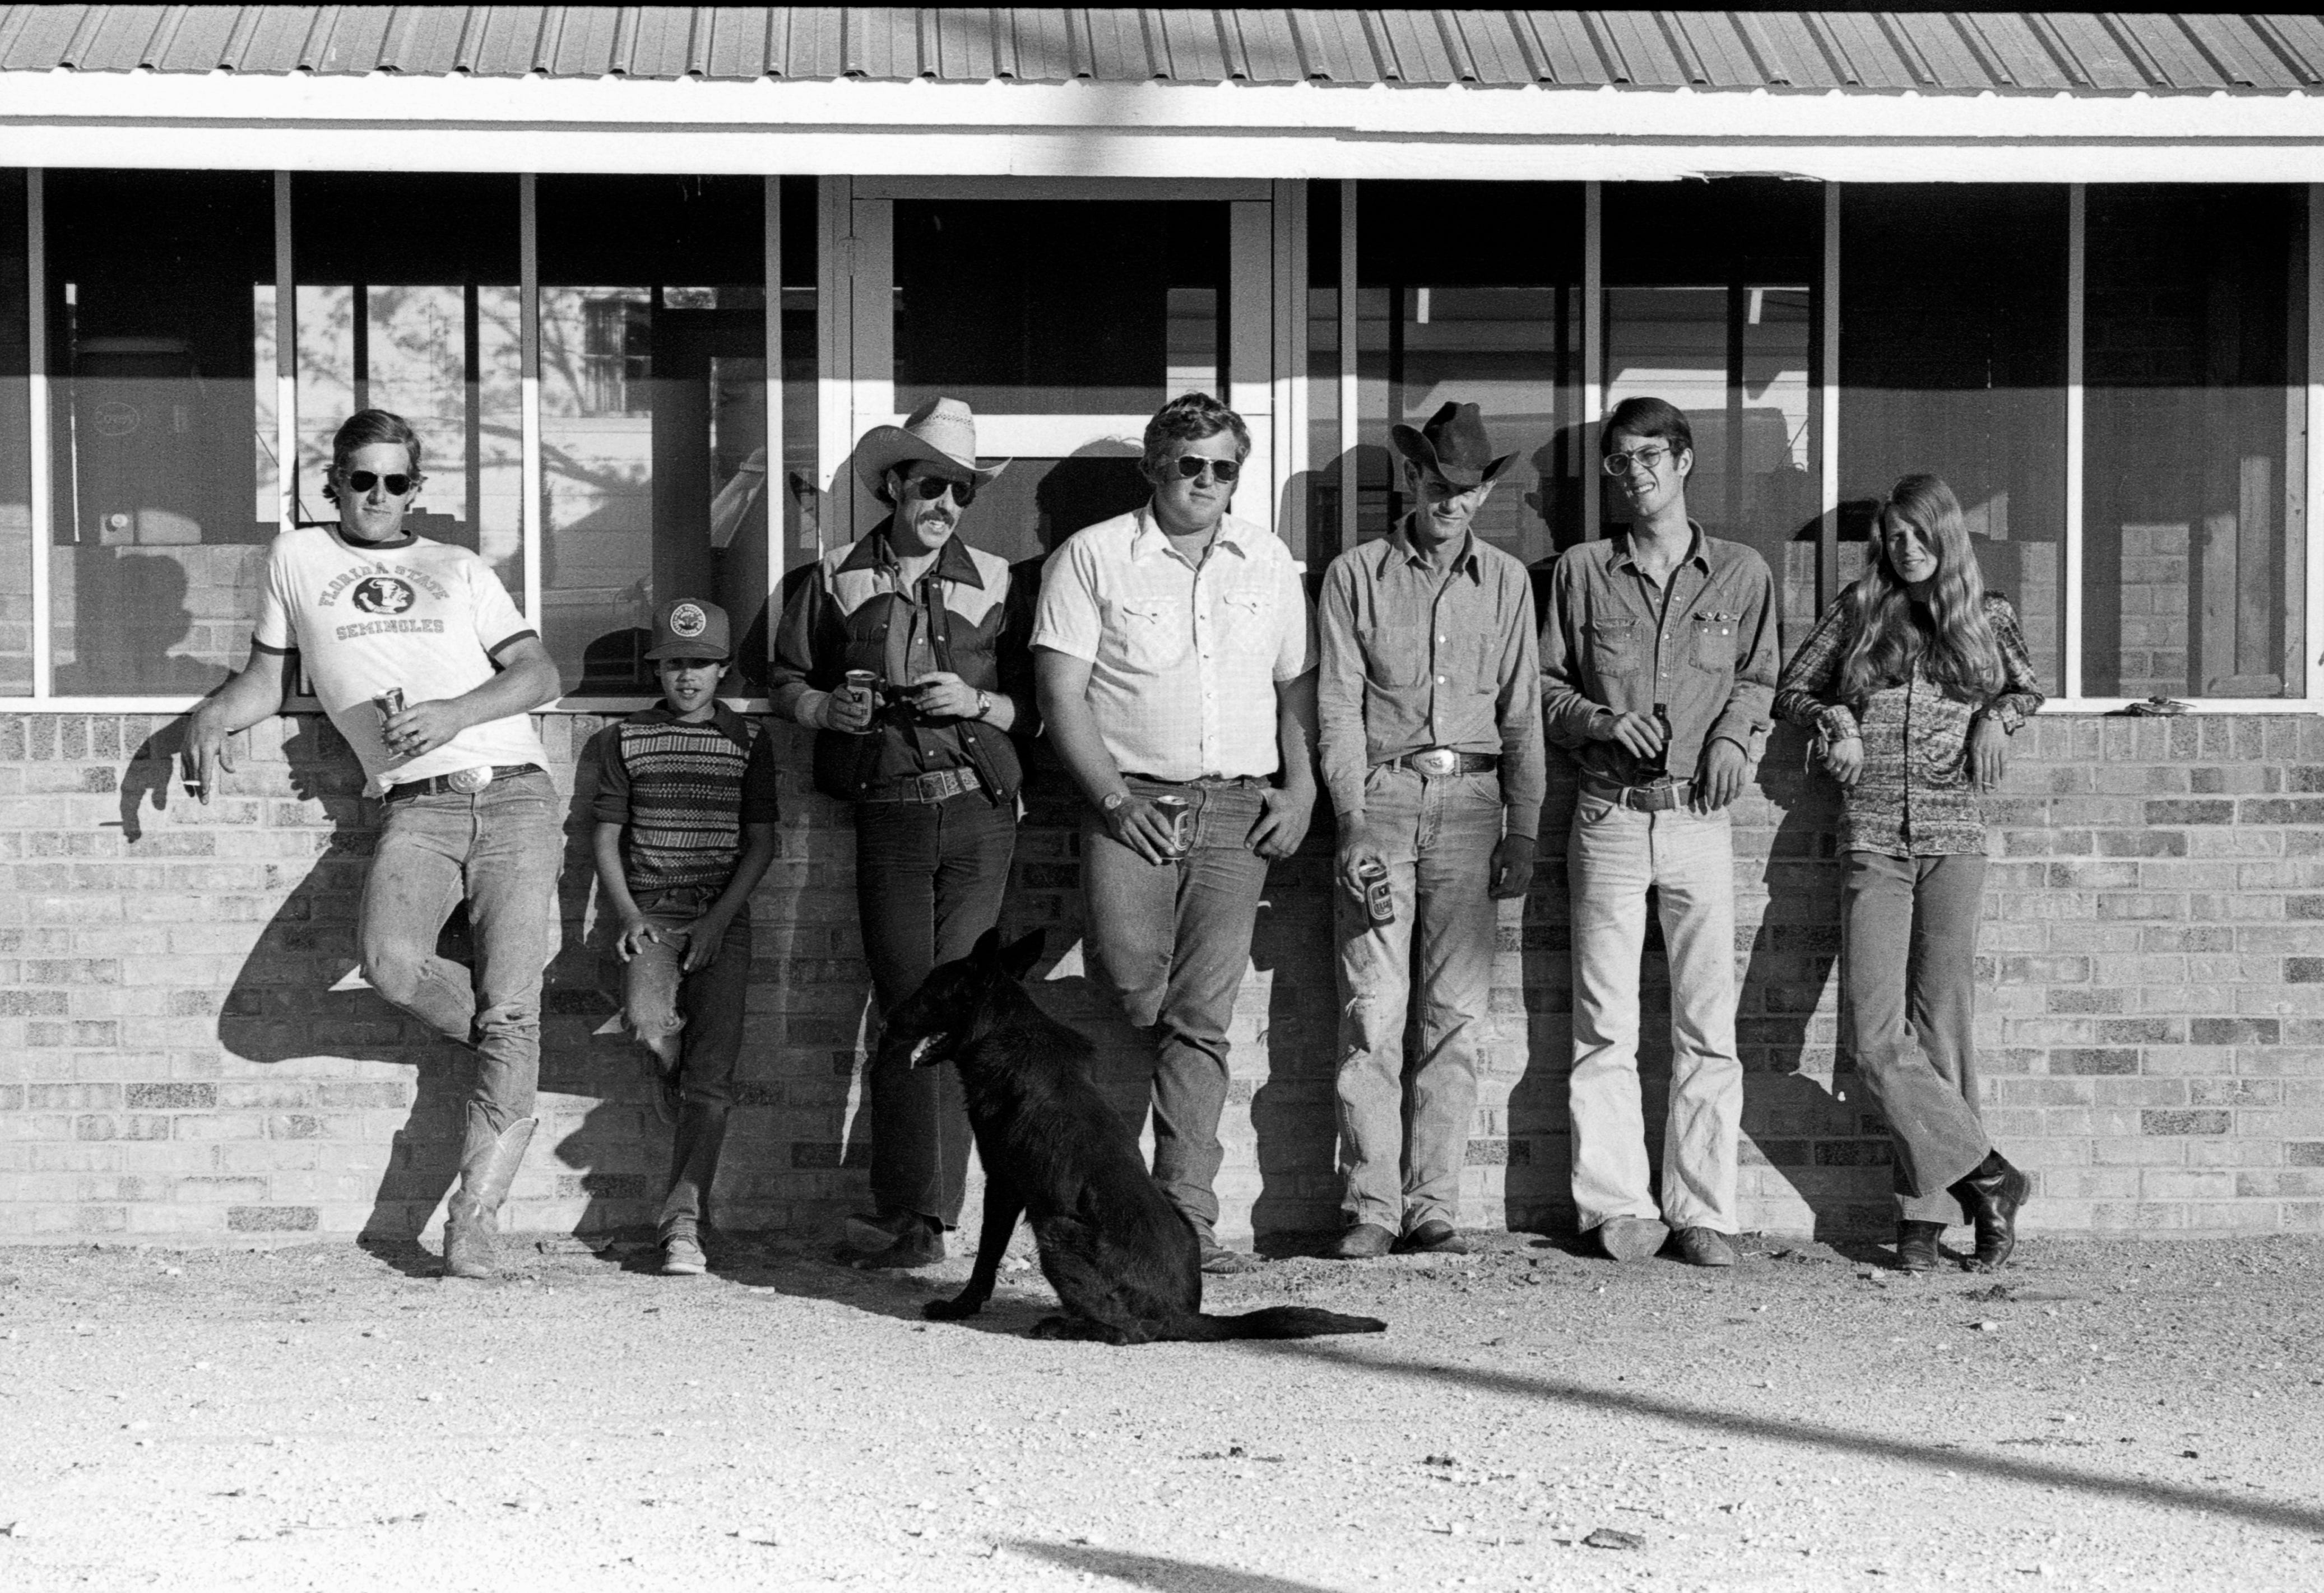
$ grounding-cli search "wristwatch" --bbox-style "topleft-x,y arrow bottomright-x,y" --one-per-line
973,689 -> 992,720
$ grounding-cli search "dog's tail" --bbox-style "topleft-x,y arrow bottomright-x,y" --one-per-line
1168,1307 -> 1386,1341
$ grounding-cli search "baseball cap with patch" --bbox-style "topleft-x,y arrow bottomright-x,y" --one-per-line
646,598 -> 731,662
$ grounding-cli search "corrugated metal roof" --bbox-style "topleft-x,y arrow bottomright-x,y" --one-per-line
4,7 -> 2323,92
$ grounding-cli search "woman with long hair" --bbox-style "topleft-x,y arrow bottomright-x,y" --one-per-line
1776,473 -> 2044,1273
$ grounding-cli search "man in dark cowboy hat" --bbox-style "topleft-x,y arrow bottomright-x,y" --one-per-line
1315,401 -> 1546,1259
771,396 -> 1036,1269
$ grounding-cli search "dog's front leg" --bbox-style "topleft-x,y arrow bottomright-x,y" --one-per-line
924,1174 -> 1024,1322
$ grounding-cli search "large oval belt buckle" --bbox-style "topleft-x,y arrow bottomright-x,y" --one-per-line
447,765 -> 493,795
1411,747 -> 1459,777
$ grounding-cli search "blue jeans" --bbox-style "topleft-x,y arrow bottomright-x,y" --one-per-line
1080,777 -> 1272,1237
855,792 -> 1018,1227
359,770 -> 564,1139
1334,766 -> 1504,1233
1566,793 -> 1743,1234
624,883 -> 754,1239
1841,849 -> 1993,1223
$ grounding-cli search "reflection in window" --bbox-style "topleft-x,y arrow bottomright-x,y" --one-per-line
1353,182 -> 1585,568
0,170 -> 29,693
893,201 -> 1226,416
2085,185 -> 2307,700
1604,180 -> 1823,647
1840,186 -> 2067,691
538,177 -> 768,694
44,170 -> 273,694
293,174 -> 522,586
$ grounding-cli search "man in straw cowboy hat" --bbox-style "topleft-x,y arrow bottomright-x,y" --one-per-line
1032,393 -> 1318,1275
771,396 -> 1037,1269
1316,401 -> 1546,1260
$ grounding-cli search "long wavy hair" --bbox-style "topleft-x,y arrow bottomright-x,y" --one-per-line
1835,473 -> 2002,707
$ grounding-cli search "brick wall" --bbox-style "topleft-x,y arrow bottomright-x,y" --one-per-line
0,709 -> 2320,1245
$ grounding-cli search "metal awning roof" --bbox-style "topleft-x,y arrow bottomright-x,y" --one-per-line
4,7 -> 2322,94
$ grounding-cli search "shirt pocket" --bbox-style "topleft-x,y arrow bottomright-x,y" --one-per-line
1691,610 -> 1740,673
1101,593 -> 1189,672
1357,626 -> 1423,689
1589,617 -> 1642,677
1217,583 -> 1277,660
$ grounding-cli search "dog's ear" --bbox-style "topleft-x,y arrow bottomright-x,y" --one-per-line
996,927 -> 1045,982
967,926 -> 1003,969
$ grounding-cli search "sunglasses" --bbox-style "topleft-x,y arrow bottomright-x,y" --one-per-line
345,471 -> 419,496
1167,456 -> 1241,482
1601,445 -> 1671,478
902,473 -> 976,507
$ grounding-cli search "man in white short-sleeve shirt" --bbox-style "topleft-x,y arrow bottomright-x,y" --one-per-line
1032,392 -> 1318,1274
187,410 -> 564,1280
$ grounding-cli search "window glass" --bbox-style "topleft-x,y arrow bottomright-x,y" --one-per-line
1604,179 -> 1823,646
537,177 -> 768,694
292,174 -> 521,588
2085,185 -> 2307,700
1840,185 -> 2068,691
1356,182 -> 1585,568
0,169 -> 29,694
892,201 -> 1226,416
44,170 -> 273,694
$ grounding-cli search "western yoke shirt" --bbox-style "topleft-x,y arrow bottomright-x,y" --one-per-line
1316,524 -> 1546,839
1031,503 -> 1312,782
1538,523 -> 1778,788
1774,592 -> 2045,858
590,704 -> 781,895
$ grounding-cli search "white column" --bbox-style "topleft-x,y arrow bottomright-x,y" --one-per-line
1583,180 -> 1604,540
2065,184 -> 2085,704
26,170 -> 48,699
1821,181 -> 1841,608
1338,179 -> 1358,554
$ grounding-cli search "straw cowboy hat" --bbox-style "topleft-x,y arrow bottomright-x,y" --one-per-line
1389,401 -> 1516,489
851,396 -> 1010,501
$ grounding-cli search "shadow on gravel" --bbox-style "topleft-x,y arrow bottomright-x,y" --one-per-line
1011,1541 -> 1347,1592
722,1249 -> 1037,1338
1275,1346 -> 2324,1538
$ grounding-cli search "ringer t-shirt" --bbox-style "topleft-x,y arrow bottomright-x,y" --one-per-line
251,525 -> 549,796
590,705 -> 781,895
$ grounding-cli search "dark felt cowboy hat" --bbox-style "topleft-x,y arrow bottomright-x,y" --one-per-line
1389,401 -> 1516,489
851,397 -> 1010,501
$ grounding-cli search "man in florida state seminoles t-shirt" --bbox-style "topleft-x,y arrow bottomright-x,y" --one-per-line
187,410 -> 564,1280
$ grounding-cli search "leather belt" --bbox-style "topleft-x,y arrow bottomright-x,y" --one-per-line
1391,749 -> 1500,777
1583,775 -> 1694,812
384,764 -> 545,801
861,766 -> 982,804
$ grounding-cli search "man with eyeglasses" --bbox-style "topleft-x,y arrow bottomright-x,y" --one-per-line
1539,395 -> 1777,1269
1033,392 -> 1318,1275
772,396 -> 1035,1270
1316,402 -> 1545,1260
184,408 -> 565,1280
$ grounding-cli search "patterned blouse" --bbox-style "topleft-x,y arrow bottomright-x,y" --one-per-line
1775,593 -> 2045,858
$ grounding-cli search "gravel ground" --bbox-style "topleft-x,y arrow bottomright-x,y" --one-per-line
1,1229 -> 2318,1592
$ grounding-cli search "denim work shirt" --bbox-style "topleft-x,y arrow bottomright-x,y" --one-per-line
1316,526 -> 1546,839
1538,523 -> 1778,787
1774,592 -> 2045,858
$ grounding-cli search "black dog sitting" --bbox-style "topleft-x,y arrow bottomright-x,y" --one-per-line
880,927 -> 1386,1345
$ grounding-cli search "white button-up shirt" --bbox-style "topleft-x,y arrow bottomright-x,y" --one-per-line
1032,503 -> 1314,782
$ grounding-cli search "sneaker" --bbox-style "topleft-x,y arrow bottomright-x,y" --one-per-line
1596,1216 -> 1669,1262
840,1218 -> 944,1271
1673,1226 -> 1738,1268
1198,1241 -> 1262,1276
1399,1219 -> 1472,1256
661,1234 -> 707,1276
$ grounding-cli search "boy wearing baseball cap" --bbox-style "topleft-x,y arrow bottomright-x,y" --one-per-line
592,598 -> 780,1276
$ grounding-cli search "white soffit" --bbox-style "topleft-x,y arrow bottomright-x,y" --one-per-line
7,73 -> 2324,183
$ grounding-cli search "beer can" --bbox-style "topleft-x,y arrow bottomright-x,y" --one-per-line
373,686 -> 405,723
1151,795 -> 1194,858
1358,860 -> 1396,926
843,668 -> 879,707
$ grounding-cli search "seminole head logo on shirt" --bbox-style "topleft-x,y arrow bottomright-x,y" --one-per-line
351,576 -> 416,616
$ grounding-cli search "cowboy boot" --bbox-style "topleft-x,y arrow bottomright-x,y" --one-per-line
1894,1220 -> 1946,1274
442,1115 -> 537,1280
1949,1151 -> 2033,1273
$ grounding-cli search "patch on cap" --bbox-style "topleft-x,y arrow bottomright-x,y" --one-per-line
668,602 -> 708,640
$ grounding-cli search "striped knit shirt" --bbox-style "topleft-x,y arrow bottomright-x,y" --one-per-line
591,705 -> 781,895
